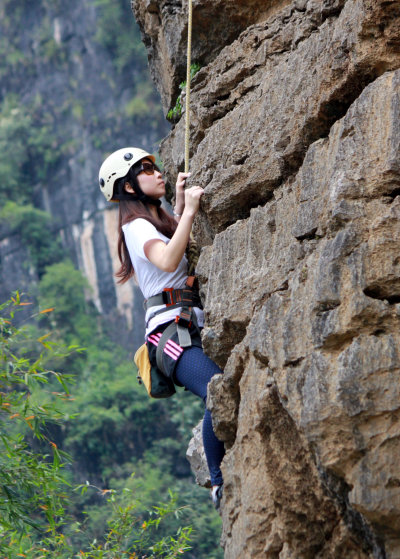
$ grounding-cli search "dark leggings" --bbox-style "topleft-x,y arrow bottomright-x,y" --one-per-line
174,346 -> 225,486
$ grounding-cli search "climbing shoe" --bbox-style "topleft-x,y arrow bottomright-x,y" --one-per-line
211,485 -> 223,510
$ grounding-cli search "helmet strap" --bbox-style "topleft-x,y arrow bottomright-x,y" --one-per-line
113,176 -> 162,207
115,191 -> 161,207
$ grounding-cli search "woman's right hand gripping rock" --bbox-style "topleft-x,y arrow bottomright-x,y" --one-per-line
183,185 -> 204,218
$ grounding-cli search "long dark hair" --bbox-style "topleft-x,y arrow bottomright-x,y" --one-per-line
115,167 -> 177,284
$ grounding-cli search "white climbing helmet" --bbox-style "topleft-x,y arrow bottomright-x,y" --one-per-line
98,147 -> 155,201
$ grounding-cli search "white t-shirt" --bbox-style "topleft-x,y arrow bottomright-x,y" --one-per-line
122,218 -> 204,336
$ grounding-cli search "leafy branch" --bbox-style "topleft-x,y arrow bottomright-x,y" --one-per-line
0,294 -> 193,557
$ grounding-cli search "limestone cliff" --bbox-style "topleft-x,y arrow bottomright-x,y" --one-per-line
133,0 -> 400,557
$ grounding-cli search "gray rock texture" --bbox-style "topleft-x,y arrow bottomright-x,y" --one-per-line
133,0 -> 400,557
131,0 -> 289,113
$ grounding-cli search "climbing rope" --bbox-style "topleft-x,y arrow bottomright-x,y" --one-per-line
184,0 -> 193,174
183,0 -> 200,276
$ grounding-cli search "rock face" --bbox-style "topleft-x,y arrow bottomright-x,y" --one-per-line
134,0 -> 400,556
131,0 -> 292,113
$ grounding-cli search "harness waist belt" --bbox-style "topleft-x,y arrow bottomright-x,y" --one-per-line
144,286 -> 202,311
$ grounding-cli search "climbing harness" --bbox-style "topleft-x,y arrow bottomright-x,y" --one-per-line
144,276 -> 203,373
134,277 -> 203,398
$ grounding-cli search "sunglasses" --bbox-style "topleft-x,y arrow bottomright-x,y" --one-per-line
136,161 -> 160,176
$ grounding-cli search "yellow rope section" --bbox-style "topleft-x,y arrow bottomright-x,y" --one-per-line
184,0 -> 193,174
183,0 -> 200,275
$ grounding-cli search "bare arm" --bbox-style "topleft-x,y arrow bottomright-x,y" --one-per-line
144,185 -> 204,273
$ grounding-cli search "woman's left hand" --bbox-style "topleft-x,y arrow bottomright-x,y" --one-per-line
174,172 -> 190,215
176,172 -> 190,192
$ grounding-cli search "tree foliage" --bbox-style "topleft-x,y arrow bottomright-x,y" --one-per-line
0,96 -> 63,206
0,202 -> 64,277
0,294 -> 76,537
0,262 -> 223,557
0,295 -> 193,557
37,261 -> 223,557
39,260 -> 92,337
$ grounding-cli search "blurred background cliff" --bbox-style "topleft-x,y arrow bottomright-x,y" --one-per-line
0,1 -> 223,556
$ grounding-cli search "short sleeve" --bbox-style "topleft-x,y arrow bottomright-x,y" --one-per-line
122,219 -> 166,261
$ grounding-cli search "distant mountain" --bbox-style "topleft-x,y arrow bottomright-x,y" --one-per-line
0,0 -> 169,350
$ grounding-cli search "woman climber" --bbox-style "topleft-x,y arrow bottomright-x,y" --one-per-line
98,147 -> 225,509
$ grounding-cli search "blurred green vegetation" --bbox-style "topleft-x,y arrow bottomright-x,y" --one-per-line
36,256 -> 222,556
0,296 -> 193,557
0,95 -> 73,207
94,0 -> 166,132
0,202 -> 64,277
0,264 -> 223,556
94,0 -> 148,75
